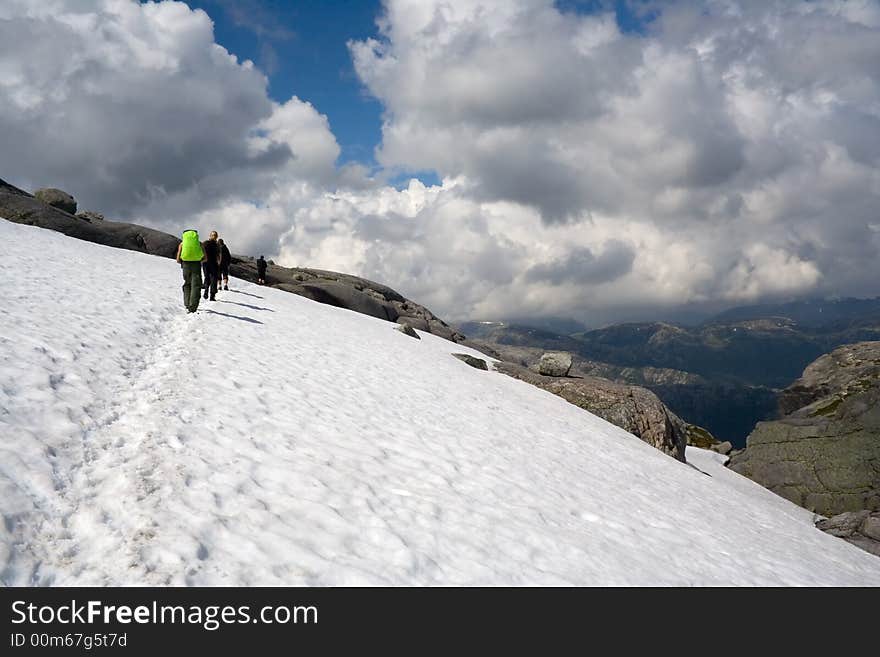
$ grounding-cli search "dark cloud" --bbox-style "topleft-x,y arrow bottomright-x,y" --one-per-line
0,2 -> 291,218
526,240 -> 635,285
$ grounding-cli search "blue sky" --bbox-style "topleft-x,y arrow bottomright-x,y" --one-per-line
186,0 -> 653,185
187,0 -> 385,166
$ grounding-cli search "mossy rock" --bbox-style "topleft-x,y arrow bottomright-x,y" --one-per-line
810,397 -> 842,417
686,424 -> 719,449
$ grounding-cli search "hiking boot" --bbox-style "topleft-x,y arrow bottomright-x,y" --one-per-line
224,285 -> 229,291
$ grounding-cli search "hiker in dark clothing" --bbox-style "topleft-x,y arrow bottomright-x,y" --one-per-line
176,229 -> 206,313
257,255 -> 268,285
218,238 -> 231,291
202,230 -> 221,301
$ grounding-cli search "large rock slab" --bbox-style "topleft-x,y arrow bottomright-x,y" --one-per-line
1,179 -> 179,257
495,361 -> 688,461
452,353 -> 488,370
729,341 -> 880,516
280,279 -> 400,322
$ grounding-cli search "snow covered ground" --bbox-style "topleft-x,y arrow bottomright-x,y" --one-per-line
1,219 -> 879,586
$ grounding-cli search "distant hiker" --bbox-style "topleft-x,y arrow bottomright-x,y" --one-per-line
257,255 -> 268,285
176,229 -> 205,313
202,230 -> 221,301
218,238 -> 231,291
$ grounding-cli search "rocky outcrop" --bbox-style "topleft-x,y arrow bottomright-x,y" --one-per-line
728,342 -> 880,517
76,211 -> 104,222
463,340 -> 705,386
34,187 -> 76,214
816,511 -> 880,557
538,352 -> 572,377
685,424 -> 721,450
453,354 -> 488,370
1,178 -> 179,257
265,267 -> 464,342
397,323 -> 420,340
1,178 -> 464,343
464,337 -> 777,447
495,361 -> 688,461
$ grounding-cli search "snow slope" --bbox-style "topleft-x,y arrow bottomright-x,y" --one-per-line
1,219 -> 879,586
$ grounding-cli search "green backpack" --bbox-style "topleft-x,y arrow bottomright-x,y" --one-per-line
180,230 -> 204,262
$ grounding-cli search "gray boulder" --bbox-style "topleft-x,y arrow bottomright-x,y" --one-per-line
453,354 -> 488,370
34,188 -> 77,214
495,361 -> 688,461
538,352 -> 572,377
815,511 -> 880,557
729,341 -> 880,517
397,323 -> 420,340
710,441 -> 733,455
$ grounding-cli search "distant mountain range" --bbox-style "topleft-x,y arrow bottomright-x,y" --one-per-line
458,298 -> 880,446
707,298 -> 880,329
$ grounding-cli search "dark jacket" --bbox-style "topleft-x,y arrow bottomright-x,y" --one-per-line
203,239 -> 220,266
220,244 -> 231,267
257,257 -> 268,275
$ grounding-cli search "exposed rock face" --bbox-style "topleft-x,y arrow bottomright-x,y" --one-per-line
453,354 -> 488,370
1,178 -> 464,343
815,511 -> 880,557
495,361 -> 688,461
267,268 -> 465,342
34,187 -> 76,214
728,341 -> 880,517
538,352 -> 572,377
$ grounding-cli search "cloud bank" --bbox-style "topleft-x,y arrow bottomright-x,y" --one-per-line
2,0 -> 879,324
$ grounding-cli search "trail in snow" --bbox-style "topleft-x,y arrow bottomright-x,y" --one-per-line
1,219 -> 879,586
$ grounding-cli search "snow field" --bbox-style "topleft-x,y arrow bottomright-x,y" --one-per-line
1,219 -> 879,585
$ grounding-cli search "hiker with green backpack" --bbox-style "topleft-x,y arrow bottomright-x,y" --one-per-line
176,229 -> 206,313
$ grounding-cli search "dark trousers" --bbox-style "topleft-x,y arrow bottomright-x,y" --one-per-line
203,263 -> 219,299
181,261 -> 203,312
